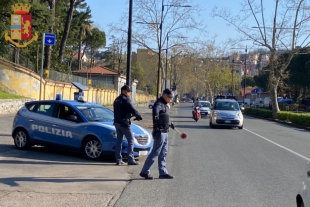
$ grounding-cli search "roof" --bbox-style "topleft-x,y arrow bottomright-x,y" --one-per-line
72,65 -> 119,75
26,100 -> 103,107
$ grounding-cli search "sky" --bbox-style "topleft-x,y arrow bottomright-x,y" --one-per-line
85,0 -> 275,53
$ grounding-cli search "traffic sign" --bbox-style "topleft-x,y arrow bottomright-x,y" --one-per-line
43,33 -> 56,46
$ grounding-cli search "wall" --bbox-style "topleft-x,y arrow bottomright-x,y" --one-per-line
0,58 -> 155,106
0,99 -> 33,115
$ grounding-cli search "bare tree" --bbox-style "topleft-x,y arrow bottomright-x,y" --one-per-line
110,0 -> 207,92
213,0 -> 310,118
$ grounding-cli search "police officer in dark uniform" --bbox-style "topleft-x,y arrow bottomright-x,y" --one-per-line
139,89 -> 175,179
114,85 -> 142,165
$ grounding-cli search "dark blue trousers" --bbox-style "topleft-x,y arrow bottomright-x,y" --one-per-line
114,123 -> 135,163
141,131 -> 169,176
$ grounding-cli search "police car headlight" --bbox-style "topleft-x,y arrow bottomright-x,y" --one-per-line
110,131 -> 117,138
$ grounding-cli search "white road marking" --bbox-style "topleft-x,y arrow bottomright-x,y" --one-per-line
244,128 -> 310,161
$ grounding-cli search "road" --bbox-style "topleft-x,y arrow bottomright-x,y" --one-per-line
114,103 -> 310,207
0,103 -> 309,206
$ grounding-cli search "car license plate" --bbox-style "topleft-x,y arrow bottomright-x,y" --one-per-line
224,120 -> 231,123
139,151 -> 148,156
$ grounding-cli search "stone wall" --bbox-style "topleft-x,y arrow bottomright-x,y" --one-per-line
0,99 -> 33,115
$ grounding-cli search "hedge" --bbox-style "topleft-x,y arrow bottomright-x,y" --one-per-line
244,108 -> 310,127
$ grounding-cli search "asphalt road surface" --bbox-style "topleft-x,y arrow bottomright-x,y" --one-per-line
114,103 -> 310,207
1,103 -> 309,207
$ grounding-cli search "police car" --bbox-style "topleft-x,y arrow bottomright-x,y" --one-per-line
296,162 -> 310,207
12,97 -> 153,160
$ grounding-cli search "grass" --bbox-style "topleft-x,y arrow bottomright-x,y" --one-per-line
0,90 -> 27,99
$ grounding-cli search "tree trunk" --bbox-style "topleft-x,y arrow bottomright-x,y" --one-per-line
303,86 -> 307,100
78,27 -> 83,70
59,0 -> 84,61
44,0 -> 55,71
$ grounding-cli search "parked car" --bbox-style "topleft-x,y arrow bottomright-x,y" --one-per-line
12,98 -> 153,160
263,97 -> 270,108
209,99 -> 244,129
148,100 -> 155,109
244,98 -> 251,107
278,98 -> 294,104
296,162 -> 310,207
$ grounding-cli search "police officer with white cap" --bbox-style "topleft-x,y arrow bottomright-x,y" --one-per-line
139,89 -> 175,179
114,85 -> 142,165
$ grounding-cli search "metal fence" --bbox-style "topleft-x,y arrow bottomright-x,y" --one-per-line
48,70 -> 115,89
0,47 -> 36,71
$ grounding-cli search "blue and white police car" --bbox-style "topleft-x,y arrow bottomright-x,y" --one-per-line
12,97 -> 153,160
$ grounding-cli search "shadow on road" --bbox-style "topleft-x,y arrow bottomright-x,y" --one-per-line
0,177 -> 132,187
0,133 -> 11,136
0,144 -> 117,164
175,124 -> 207,129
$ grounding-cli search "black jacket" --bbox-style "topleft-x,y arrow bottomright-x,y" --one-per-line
113,94 -> 140,124
152,97 -> 170,130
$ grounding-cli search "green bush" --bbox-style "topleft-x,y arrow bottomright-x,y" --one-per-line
244,108 -> 272,118
245,108 -> 310,127
277,111 -> 310,127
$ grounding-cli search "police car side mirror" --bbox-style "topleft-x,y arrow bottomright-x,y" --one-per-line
68,115 -> 78,122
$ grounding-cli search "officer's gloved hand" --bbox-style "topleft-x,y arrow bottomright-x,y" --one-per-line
170,122 -> 175,129
134,115 -> 143,121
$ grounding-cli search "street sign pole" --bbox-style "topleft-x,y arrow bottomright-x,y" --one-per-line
39,33 -> 45,101
39,33 -> 56,100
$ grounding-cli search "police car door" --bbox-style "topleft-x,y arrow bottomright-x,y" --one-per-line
29,102 -> 57,145
51,104 -> 83,148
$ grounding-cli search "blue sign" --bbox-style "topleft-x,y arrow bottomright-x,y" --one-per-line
44,33 -> 56,46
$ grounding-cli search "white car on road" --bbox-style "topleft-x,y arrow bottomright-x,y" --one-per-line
209,99 -> 244,129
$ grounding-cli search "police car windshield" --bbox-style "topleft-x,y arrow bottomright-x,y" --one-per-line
76,106 -> 114,122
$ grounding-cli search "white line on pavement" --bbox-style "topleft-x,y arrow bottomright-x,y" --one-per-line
244,128 -> 310,162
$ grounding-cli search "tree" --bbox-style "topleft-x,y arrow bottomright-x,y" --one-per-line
253,69 -> 269,89
75,6 -> 93,70
287,48 -> 310,99
58,0 -> 85,62
110,0 -> 207,94
241,76 -> 256,88
131,63 -> 146,89
213,0 -> 310,118
84,27 -> 106,67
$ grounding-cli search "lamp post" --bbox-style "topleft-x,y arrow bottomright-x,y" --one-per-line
137,1 -> 190,97
231,58 -> 234,95
126,0 -> 133,86
231,46 -> 247,102
156,0 -> 191,97
170,50 -> 182,89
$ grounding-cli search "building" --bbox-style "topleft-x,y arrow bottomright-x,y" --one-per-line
72,65 -> 138,102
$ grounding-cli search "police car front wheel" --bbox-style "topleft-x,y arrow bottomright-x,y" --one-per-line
82,137 -> 102,160
14,129 -> 31,150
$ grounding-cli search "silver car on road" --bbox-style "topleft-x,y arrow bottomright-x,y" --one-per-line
209,99 -> 244,129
